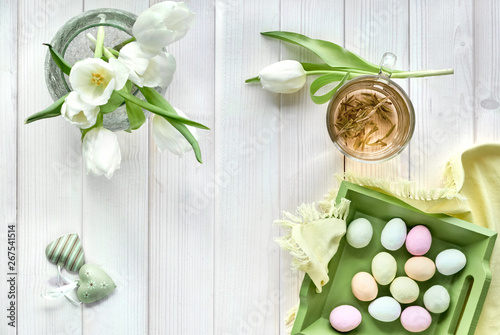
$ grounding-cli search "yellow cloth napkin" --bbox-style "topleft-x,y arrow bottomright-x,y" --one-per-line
275,197 -> 350,292
339,143 -> 500,334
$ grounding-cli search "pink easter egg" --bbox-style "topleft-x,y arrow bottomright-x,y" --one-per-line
401,306 -> 432,332
406,225 -> 432,256
330,305 -> 362,332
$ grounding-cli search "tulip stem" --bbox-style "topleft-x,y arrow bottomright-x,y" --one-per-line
246,68 -> 454,84
87,33 -> 117,60
95,112 -> 104,127
114,37 -> 136,52
94,26 -> 105,59
305,69 -> 454,79
391,69 -> 454,78
305,70 -> 365,76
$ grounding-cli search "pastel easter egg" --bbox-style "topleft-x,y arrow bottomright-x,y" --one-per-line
329,305 -> 362,332
368,296 -> 401,322
351,272 -> 378,301
346,218 -> 373,248
401,306 -> 432,332
390,277 -> 419,304
436,249 -> 467,275
372,252 -> 397,285
406,225 -> 432,256
424,285 -> 451,313
405,256 -> 436,281
381,218 -> 407,251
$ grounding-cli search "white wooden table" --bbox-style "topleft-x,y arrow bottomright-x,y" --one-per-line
1,0 -> 499,334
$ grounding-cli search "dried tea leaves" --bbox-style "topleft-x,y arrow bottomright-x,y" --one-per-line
334,91 -> 396,151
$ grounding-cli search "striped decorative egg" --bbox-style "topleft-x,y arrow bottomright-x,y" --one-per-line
45,233 -> 85,272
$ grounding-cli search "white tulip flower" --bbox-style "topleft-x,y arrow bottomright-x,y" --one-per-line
141,52 -> 176,88
133,1 -> 195,53
152,108 -> 197,155
69,58 -> 129,106
258,60 -> 307,93
61,92 -> 100,129
117,41 -> 156,87
82,127 -> 121,179
117,42 -> 176,88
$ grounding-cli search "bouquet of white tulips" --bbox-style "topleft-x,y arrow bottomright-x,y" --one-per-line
26,1 -> 208,179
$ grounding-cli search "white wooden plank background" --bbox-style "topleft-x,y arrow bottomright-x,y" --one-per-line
0,0 -> 499,334
1,1 -> 18,334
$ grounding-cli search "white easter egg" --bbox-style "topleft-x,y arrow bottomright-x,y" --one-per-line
368,296 -> 401,322
424,285 -> 451,313
346,218 -> 373,248
436,249 -> 467,275
381,218 -> 407,251
372,252 -> 397,285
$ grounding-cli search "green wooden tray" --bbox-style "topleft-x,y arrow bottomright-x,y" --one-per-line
291,182 -> 497,335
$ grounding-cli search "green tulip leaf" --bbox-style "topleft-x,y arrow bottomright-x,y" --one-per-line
139,87 -> 204,164
99,91 -> 125,114
125,99 -> 146,130
123,80 -> 133,94
25,93 -> 69,124
302,63 -> 339,72
310,72 -> 350,104
43,43 -> 72,76
245,76 -> 260,83
261,31 -> 380,72
116,90 -> 209,130
301,62 -> 372,74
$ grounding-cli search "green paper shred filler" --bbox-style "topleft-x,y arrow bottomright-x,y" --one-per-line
291,182 -> 497,335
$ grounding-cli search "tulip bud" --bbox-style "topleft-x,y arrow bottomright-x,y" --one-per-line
133,1 -> 195,53
82,127 -> 121,179
258,60 -> 307,93
152,108 -> 197,155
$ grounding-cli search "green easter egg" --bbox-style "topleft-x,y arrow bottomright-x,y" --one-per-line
45,233 -> 84,272
77,264 -> 116,304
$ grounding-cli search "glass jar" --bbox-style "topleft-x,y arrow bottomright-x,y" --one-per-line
326,53 -> 415,162
44,8 -> 160,131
